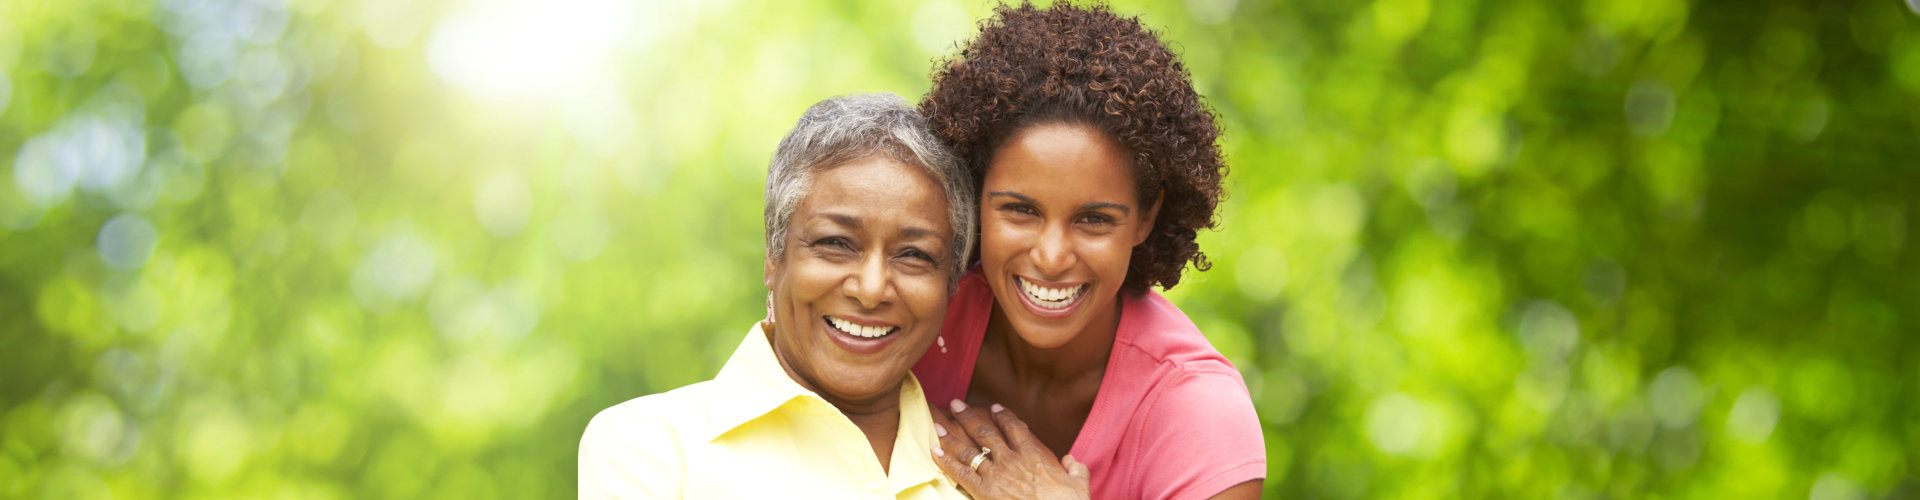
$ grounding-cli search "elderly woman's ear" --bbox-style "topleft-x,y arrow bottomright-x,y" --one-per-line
765,253 -> 777,291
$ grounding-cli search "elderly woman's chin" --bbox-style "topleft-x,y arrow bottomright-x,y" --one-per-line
765,155 -> 953,406
804,329 -> 941,401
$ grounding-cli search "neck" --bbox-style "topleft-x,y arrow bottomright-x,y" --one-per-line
762,321 -> 901,474
837,394 -> 901,475
986,297 -> 1123,385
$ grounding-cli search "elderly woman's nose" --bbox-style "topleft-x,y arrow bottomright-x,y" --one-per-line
844,254 -> 892,308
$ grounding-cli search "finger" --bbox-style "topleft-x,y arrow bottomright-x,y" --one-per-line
1063,454 -> 1091,481
987,404 -> 1055,460
931,439 -> 988,494
948,399 -> 1012,456
931,408 -> 982,463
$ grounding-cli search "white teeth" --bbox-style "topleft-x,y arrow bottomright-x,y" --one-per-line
828,316 -> 895,338
1017,277 -> 1082,310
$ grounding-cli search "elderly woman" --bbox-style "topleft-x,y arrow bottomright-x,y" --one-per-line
578,94 -> 985,498
911,3 -> 1267,500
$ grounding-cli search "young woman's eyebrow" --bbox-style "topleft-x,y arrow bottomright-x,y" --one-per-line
986,190 -> 1033,203
988,191 -> 1132,216
1077,202 -> 1130,215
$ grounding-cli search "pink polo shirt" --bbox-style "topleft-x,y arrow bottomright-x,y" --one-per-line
913,272 -> 1266,499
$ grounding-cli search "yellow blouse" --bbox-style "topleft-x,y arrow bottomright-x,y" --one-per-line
578,323 -> 965,499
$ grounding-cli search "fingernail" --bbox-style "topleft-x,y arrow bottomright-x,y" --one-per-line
950,399 -> 968,413
935,423 -> 948,437
933,446 -> 945,457
990,403 -> 1004,413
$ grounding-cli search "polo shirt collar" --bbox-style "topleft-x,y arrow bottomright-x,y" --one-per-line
886,375 -> 943,493
704,322 -> 945,494
704,322 -> 812,442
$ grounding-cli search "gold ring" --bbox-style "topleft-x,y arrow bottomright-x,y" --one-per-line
968,447 -> 992,471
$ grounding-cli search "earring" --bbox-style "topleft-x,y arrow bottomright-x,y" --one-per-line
937,335 -> 947,354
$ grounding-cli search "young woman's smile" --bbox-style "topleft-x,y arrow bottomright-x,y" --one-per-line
1011,275 -> 1090,317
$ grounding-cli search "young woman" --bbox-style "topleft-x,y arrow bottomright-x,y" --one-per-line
912,3 -> 1266,499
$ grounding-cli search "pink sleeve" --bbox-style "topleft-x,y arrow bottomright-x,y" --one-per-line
1131,366 -> 1267,500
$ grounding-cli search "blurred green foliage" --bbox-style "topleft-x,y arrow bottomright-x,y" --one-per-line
2,0 -> 1916,498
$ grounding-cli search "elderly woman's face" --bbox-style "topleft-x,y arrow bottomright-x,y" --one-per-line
765,156 -> 952,406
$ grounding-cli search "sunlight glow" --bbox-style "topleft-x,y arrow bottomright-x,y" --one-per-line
427,0 -> 637,101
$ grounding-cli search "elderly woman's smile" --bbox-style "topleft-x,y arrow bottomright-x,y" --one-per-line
766,155 -> 953,404
826,316 -> 898,338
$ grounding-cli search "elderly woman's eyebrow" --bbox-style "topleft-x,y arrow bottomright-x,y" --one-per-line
816,213 -> 942,238
815,212 -> 863,229
895,225 -> 942,242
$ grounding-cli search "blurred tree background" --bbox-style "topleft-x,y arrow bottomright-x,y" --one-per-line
2,0 -> 1916,497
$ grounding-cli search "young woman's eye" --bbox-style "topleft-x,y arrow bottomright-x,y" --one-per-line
1076,213 -> 1115,225
1001,203 -> 1039,216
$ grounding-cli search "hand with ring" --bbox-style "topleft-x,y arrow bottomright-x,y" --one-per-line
930,399 -> 1091,500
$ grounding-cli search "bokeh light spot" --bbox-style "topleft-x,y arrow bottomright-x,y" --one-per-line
1517,299 -> 1580,363
176,398 -> 251,485
1648,366 -> 1706,429
1236,245 -> 1289,301
1726,386 -> 1782,444
351,231 -> 440,311
299,189 -> 357,247
1365,393 -> 1427,457
1810,472 -> 1865,500
58,391 -> 137,466
912,1 -> 971,55
473,171 -> 532,238
1186,0 -> 1239,25
97,212 -> 159,270
552,202 -> 611,262
13,135 -> 79,208
174,103 -> 236,162
1625,79 -> 1677,137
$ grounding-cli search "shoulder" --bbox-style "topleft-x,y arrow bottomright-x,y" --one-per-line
1109,292 -> 1267,499
582,382 -> 716,442
1140,366 -> 1257,426
1116,293 -> 1258,444
1114,290 -> 1235,370
1107,291 -> 1253,418
579,383 -> 717,499
1124,368 -> 1267,499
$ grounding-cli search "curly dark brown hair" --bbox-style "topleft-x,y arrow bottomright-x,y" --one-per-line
921,1 -> 1226,295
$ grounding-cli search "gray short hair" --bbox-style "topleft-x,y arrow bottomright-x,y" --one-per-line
764,93 -> 976,290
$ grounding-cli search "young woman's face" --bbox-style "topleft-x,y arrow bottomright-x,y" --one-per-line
978,122 -> 1157,348
765,156 -> 953,406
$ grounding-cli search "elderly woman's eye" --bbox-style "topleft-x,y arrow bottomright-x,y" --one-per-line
810,236 -> 855,250
900,248 -> 937,263
895,248 -> 940,271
